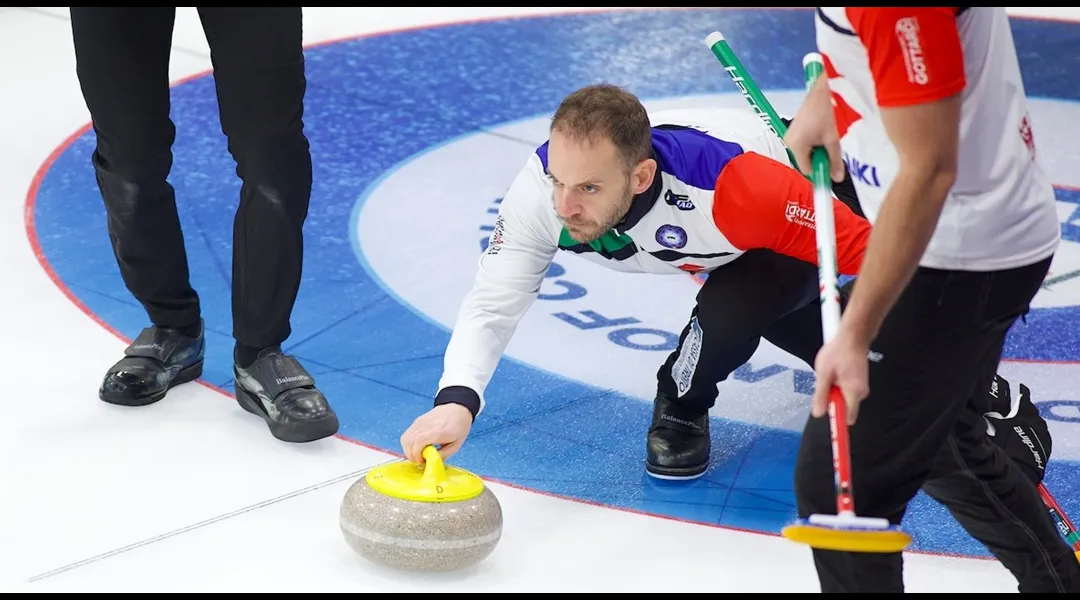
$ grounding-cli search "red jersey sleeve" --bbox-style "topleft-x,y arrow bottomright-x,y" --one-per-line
711,151 -> 869,276
846,7 -> 967,108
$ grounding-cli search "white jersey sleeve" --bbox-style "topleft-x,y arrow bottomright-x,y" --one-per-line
435,152 -> 561,418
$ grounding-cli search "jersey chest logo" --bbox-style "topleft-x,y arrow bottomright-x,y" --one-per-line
664,189 -> 695,211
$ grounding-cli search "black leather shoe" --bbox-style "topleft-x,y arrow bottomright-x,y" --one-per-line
99,322 -> 205,406
646,394 -> 710,480
233,347 -> 339,443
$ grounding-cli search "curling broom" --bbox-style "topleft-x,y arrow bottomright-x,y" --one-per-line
1039,482 -> 1080,563
703,31 -> 800,172
703,32 -> 912,553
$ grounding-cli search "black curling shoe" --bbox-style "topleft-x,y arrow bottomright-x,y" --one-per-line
232,347 -> 339,443
646,394 -> 711,480
99,321 -> 205,406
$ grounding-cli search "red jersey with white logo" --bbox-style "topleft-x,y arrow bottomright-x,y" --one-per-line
815,7 -> 1060,271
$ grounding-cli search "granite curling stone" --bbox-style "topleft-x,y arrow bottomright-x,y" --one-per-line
340,445 -> 503,572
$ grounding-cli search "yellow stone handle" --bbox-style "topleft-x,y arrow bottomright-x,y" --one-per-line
421,445 -> 447,485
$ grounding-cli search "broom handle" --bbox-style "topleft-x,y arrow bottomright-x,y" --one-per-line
705,31 -> 801,173
801,53 -> 854,518
704,31 -> 855,518
1039,482 -> 1080,558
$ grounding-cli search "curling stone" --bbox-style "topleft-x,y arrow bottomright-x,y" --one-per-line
340,445 -> 503,572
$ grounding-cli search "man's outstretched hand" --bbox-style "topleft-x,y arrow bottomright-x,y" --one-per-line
399,402 -> 474,464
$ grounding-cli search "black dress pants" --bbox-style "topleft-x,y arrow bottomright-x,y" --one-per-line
70,7 -> 312,349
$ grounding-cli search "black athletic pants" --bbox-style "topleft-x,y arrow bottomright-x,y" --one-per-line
655,157 -> 864,411
69,8 -> 312,350
654,249 -> 833,409
794,255 -> 1080,593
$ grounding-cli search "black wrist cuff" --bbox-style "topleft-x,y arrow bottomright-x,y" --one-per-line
434,386 -> 481,421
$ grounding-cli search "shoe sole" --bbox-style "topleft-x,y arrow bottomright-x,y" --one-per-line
234,385 -> 340,444
645,461 -> 709,480
99,361 -> 204,407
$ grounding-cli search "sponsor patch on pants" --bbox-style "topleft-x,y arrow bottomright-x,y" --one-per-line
671,317 -> 703,397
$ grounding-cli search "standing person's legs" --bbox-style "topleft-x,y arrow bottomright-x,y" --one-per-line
71,7 -> 206,407
197,7 -> 337,443
793,257 -> 1080,592
919,263 -> 1080,593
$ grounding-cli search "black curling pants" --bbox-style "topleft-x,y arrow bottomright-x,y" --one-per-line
654,158 -> 865,412
69,7 -> 313,349
794,255 -> 1080,593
